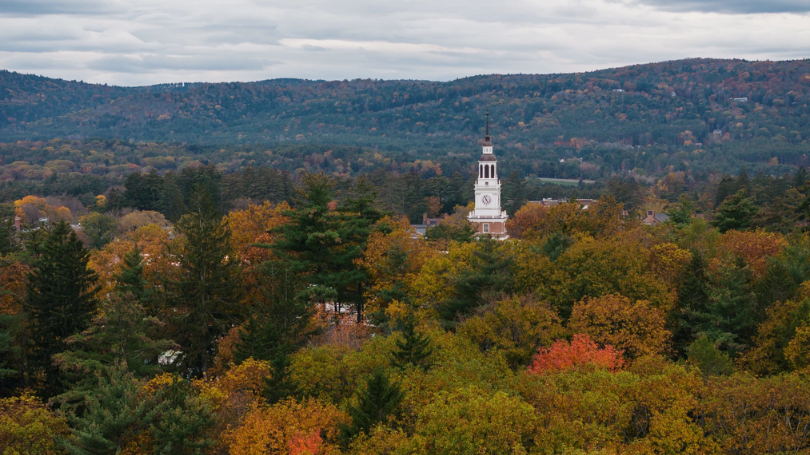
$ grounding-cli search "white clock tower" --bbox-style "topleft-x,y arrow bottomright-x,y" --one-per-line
468,113 -> 509,239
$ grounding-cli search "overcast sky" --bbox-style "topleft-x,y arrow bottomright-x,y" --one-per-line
0,0 -> 808,86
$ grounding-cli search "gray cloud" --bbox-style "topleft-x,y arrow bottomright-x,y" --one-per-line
0,0 -> 807,86
631,0 -> 810,14
87,54 -> 279,72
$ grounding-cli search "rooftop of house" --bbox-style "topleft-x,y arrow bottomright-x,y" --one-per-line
643,210 -> 670,225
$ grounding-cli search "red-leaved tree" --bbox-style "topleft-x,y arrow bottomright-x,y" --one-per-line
528,334 -> 625,374
289,430 -> 322,455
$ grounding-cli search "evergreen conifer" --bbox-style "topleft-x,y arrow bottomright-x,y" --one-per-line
62,363 -> 152,454
162,186 -> 242,376
673,252 -> 711,354
338,369 -> 403,446
25,221 -> 99,397
793,166 -> 808,190
114,247 -> 152,309
53,292 -> 177,385
438,238 -> 515,323
0,204 -> 19,255
391,315 -> 433,371
0,313 -> 17,381
338,177 -> 388,320
63,363 -> 214,455
712,190 -> 758,233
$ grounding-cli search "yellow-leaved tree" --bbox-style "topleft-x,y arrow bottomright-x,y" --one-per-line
355,216 -> 438,319
569,294 -> 672,358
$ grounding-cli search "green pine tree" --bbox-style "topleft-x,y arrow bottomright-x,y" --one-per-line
158,171 -> 186,222
25,221 -> 100,397
269,173 -> 388,323
0,204 -> 20,255
148,375 -> 215,455
391,315 -> 433,371
53,292 -> 177,385
712,190 -> 758,233
755,234 -> 810,309
673,252 -> 711,355
755,188 -> 802,233
0,312 -> 18,381
423,221 -> 477,243
114,247 -> 153,311
541,232 -> 575,261
268,173 -> 342,304
504,170 -> 528,216
61,363 -> 153,454
737,168 -> 751,195
438,238 -> 515,324
703,256 -> 760,354
263,354 -> 299,406
338,369 -> 404,446
162,186 -> 242,376
665,194 -> 696,228
63,363 -> 214,455
338,176 -> 388,321
793,166 -> 808,190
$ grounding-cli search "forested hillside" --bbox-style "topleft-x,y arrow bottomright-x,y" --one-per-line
3,58 -> 810,180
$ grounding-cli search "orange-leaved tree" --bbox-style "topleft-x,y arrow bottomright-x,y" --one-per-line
716,229 -> 785,278
89,224 -> 171,297
225,201 -> 290,306
528,334 -> 624,374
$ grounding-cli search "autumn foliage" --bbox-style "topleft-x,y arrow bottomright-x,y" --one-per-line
223,398 -> 343,455
527,334 -> 625,374
6,156 -> 810,454
569,294 -> 671,358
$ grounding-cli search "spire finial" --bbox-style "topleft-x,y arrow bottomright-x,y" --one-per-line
486,109 -> 489,137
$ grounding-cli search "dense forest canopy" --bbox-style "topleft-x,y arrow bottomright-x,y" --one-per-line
6,58 -> 810,453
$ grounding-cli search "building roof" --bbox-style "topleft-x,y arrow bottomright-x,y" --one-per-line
643,210 -> 670,225
479,154 -> 497,162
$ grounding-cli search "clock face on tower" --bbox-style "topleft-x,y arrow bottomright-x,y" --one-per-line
482,195 -> 492,205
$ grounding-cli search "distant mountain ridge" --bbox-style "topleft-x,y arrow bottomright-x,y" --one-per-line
2,58 -> 810,163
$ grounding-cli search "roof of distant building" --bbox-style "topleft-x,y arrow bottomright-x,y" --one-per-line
643,210 -> 670,225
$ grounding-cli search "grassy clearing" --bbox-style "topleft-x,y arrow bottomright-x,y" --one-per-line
537,177 -> 595,186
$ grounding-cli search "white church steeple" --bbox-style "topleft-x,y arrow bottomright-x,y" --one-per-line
468,111 -> 509,239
